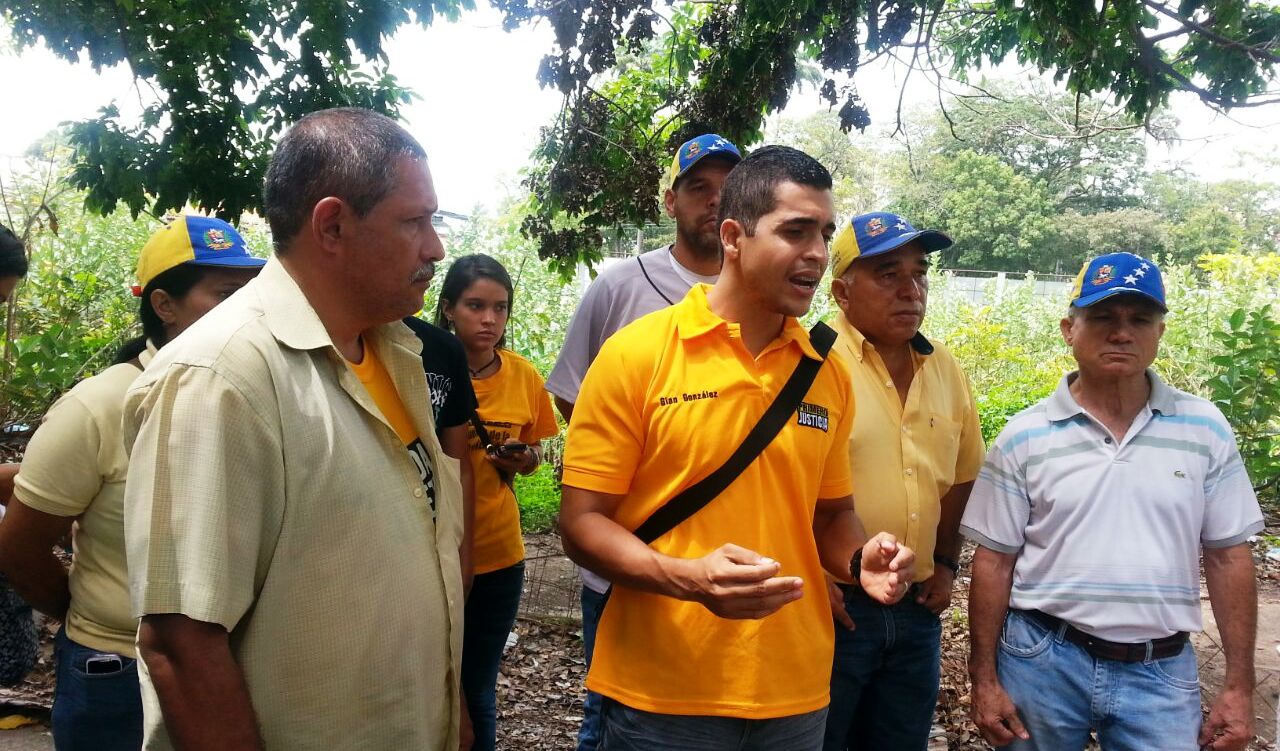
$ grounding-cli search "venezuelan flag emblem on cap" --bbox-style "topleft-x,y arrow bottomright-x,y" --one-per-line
667,134 -> 742,190
134,215 -> 265,295
1068,252 -> 1166,311
829,212 -> 953,279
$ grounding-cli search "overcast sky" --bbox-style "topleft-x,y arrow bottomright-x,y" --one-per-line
2,6 -> 1277,215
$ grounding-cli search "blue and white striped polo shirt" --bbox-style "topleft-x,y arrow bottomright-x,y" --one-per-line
961,370 -> 1263,642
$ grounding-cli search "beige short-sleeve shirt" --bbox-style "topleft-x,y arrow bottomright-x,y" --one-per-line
15,350 -> 152,657
122,257 -> 464,750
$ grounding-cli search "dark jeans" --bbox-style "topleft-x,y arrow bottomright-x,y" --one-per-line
52,627 -> 143,751
462,561 -> 525,751
576,584 -> 608,751
601,698 -> 828,751
822,586 -> 941,751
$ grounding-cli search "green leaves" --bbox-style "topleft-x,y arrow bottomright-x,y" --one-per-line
1,0 -> 470,222
1207,304 -> 1280,504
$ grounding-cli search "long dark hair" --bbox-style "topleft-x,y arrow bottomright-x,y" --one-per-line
113,264 -> 209,363
434,253 -> 514,349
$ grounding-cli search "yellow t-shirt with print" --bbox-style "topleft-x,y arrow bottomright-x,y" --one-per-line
563,284 -> 855,719
348,340 -> 439,514
469,350 -> 559,574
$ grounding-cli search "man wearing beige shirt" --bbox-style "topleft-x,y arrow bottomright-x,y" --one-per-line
122,108 -> 467,750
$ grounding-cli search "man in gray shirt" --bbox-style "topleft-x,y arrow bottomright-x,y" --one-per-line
546,133 -> 740,751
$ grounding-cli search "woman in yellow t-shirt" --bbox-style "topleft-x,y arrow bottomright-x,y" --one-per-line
436,253 -> 558,751
0,216 -> 264,749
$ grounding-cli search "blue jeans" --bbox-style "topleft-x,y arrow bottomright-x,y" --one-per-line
576,584 -> 608,751
51,627 -> 143,751
462,561 -> 525,751
997,609 -> 1203,751
601,698 -> 828,751
823,586 -> 941,751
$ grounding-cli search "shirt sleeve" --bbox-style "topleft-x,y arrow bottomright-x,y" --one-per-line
818,360 -> 855,499
1200,411 -> 1264,548
954,367 -> 986,484
13,394 -> 105,517
521,368 -> 560,444
122,363 -> 285,630
959,434 -> 1029,555
436,334 -> 478,430
545,274 -> 613,404
561,334 -> 645,496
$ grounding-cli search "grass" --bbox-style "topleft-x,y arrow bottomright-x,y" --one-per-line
515,463 -> 561,533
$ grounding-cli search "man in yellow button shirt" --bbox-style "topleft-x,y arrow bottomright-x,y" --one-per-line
822,212 -> 985,750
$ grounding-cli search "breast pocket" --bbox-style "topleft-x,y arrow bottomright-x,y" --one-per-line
924,413 -> 963,488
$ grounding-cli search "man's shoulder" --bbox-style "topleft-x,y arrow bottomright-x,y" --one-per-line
1155,383 -> 1237,440
133,291 -> 277,394
602,301 -> 681,347
587,247 -> 675,292
989,398 -> 1056,451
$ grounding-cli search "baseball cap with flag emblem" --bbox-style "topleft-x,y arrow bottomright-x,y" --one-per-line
1068,252 -> 1166,311
829,211 -> 953,279
667,134 -> 742,190
133,215 -> 266,296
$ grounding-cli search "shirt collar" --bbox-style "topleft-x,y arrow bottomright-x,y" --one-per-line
139,340 -> 158,369
675,283 -> 822,361
256,255 -> 422,357
1046,368 -> 1176,422
829,314 -> 934,362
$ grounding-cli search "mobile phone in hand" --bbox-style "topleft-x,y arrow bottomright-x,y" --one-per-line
495,442 -> 529,456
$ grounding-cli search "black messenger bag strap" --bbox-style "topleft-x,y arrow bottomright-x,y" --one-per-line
629,320 -> 838,545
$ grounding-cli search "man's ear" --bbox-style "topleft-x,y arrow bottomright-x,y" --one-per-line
830,275 -> 852,315
663,188 -> 677,219
720,218 -> 745,263
149,288 -> 178,325
1059,316 -> 1074,346
310,197 -> 346,254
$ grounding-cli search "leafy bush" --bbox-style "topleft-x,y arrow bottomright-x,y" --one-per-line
1208,305 -> 1280,507
515,462 -> 561,534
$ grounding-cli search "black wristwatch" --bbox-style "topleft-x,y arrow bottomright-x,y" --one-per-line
933,553 -> 959,576
849,548 -> 864,585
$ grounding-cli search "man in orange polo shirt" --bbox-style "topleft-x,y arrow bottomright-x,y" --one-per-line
560,146 -> 916,750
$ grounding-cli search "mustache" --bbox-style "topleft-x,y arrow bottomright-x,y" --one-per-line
410,262 -> 436,283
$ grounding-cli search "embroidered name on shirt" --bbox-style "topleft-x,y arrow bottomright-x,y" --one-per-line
658,390 -> 720,407
797,402 -> 829,432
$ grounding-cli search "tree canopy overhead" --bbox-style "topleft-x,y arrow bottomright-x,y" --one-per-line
508,0 -> 1280,268
1,0 -> 471,220
2,0 -> 1278,269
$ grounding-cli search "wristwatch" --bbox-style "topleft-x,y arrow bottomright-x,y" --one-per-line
849,548 -> 864,586
933,553 -> 959,575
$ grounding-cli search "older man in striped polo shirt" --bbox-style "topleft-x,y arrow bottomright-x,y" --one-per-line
962,252 -> 1263,751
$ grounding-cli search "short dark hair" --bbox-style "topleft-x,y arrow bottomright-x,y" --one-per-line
435,254 -> 514,349
262,107 -> 427,251
717,146 -> 832,236
0,223 -> 28,278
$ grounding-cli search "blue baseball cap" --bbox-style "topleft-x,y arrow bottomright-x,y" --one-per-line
830,212 -> 952,278
134,215 -> 266,296
667,134 -> 742,190
1068,252 -> 1166,312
